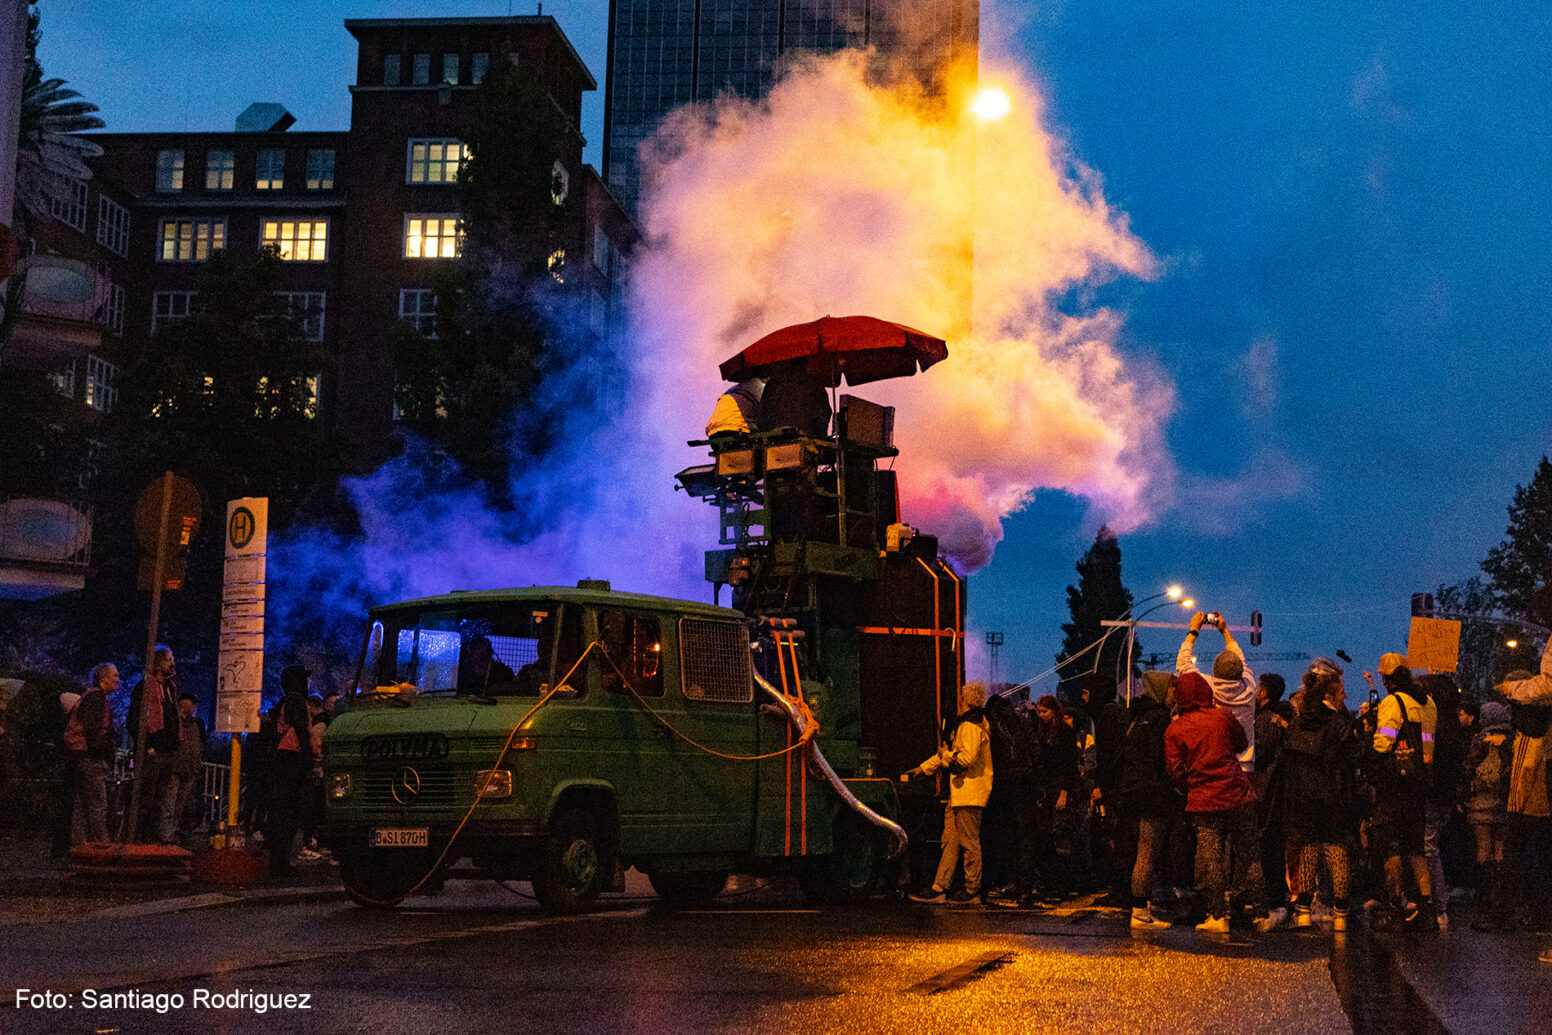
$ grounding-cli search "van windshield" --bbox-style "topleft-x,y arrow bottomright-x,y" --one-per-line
357,603 -> 579,696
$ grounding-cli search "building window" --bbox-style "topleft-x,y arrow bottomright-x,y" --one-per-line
592,226 -> 614,276
472,53 -> 489,84
551,160 -> 569,205
102,283 -> 126,335
256,149 -> 284,190
306,149 -> 335,191
84,355 -> 117,414
399,288 -> 437,336
407,140 -> 467,184
277,291 -> 326,341
205,149 -> 234,191
50,364 -> 74,401
383,53 -> 401,86
412,53 -> 430,85
404,216 -> 462,259
97,196 -> 130,255
261,218 -> 328,261
152,291 -> 194,331
158,219 -> 225,261
50,177 -> 87,231
442,53 -> 459,85
156,150 -> 184,192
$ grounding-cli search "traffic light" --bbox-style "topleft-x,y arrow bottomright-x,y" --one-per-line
1411,593 -> 1435,618
1249,611 -> 1262,647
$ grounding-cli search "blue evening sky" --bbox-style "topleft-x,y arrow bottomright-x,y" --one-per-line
41,2 -> 1552,692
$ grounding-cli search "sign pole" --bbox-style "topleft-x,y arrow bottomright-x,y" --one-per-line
227,736 -> 242,832
125,470 -> 173,844
216,497 -> 268,841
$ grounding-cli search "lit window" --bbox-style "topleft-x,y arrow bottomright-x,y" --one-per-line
262,219 -> 328,261
158,219 -> 225,261
156,150 -> 184,192
206,149 -> 234,191
384,53 -> 401,86
442,53 -> 459,85
50,177 -> 87,231
306,149 -> 335,191
97,196 -> 130,255
548,248 -> 566,283
152,291 -> 194,331
406,139 -> 467,184
256,149 -> 284,190
103,283 -> 125,335
256,374 -> 319,420
551,160 -> 569,205
50,364 -> 74,401
399,288 -> 437,337
403,216 -> 462,259
277,291 -> 326,341
84,355 -> 117,413
472,53 -> 489,84
413,54 -> 430,85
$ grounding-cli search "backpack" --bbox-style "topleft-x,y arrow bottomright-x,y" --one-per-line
1390,692 -> 1429,786
984,696 -> 1035,779
62,698 -> 86,753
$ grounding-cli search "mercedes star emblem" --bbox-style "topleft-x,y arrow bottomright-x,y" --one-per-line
391,766 -> 422,804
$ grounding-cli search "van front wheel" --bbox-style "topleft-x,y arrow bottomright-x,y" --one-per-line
533,808 -> 607,915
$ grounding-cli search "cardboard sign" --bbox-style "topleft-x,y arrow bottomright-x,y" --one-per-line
217,650 -> 264,696
1407,617 -> 1461,673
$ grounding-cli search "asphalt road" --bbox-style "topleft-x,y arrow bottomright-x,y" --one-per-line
1,876 -> 1369,1035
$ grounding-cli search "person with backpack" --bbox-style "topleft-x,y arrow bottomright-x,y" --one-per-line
1117,670 -> 1182,928
902,680 -> 994,904
67,663 -> 120,845
983,691 -> 1039,908
1467,699 -> 1516,931
1281,658 -> 1359,932
1365,652 -> 1439,931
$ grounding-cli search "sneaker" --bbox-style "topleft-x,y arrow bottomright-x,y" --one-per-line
1131,908 -> 1172,930
909,888 -> 947,904
1195,915 -> 1229,934
1294,908 -> 1313,929
295,848 -> 324,862
1255,907 -> 1289,934
1332,911 -> 1348,933
946,889 -> 978,906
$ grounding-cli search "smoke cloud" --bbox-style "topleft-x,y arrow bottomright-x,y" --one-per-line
632,51 -> 1172,569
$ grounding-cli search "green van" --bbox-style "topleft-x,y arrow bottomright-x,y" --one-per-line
322,581 -> 900,912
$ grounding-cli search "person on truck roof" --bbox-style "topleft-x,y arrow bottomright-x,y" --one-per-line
903,680 -> 993,905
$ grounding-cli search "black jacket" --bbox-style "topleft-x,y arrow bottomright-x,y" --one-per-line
128,675 -> 180,754
1115,695 -> 1181,817
1280,701 -> 1357,843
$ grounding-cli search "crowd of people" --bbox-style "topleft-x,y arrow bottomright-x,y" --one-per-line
54,651 -> 337,877
905,612 -> 1552,950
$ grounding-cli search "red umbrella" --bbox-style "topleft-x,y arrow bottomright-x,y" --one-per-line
718,315 -> 948,387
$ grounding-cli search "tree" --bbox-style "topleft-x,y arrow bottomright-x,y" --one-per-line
392,59 -> 609,501
1056,525 -> 1136,699
1481,456 -> 1552,634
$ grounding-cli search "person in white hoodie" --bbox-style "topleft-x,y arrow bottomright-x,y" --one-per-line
1178,611 -> 1257,774
903,680 -> 993,904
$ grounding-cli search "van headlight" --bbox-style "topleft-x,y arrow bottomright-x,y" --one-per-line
329,773 -> 352,799
475,769 -> 513,799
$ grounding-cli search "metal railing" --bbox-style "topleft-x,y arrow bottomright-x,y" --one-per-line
201,760 -> 231,827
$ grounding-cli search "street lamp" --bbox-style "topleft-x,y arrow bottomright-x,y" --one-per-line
970,86 -> 1011,122
1114,586 -> 1187,702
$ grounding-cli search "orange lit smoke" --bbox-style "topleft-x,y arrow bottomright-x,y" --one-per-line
630,52 -> 1173,570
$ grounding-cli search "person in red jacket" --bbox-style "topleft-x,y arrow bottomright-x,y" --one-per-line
1165,671 -> 1282,933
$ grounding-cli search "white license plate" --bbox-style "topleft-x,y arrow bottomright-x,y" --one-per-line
370,827 -> 429,848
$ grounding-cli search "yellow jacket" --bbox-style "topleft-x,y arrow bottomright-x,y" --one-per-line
1372,690 -> 1437,762
919,715 -> 993,807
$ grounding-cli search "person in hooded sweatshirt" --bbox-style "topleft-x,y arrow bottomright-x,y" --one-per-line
903,680 -> 993,904
1467,698 -> 1516,931
1165,670 -> 1281,933
1117,670 -> 1183,928
1177,611 -> 1257,775
1280,658 -> 1359,932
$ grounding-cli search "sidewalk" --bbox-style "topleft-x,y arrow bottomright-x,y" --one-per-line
0,828 -> 343,927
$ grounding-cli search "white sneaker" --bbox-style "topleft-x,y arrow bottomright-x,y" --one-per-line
1131,908 -> 1172,930
295,848 -> 324,862
1255,907 -> 1289,934
1195,915 -> 1229,934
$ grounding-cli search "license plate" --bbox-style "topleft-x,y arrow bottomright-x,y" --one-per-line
370,827 -> 429,848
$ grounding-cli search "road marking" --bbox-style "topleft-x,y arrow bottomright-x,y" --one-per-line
906,951 -> 1015,995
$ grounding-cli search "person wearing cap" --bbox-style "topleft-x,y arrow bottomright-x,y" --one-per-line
165,692 -> 207,843
1177,612 -> 1257,774
1363,652 -> 1439,931
1467,697 -> 1517,931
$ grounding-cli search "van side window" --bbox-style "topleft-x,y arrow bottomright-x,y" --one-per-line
549,606 -> 584,690
599,610 -> 663,696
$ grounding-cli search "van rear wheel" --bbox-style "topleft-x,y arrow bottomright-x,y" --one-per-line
648,870 -> 728,908
533,808 -> 608,915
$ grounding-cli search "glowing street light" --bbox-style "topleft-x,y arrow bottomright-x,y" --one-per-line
1507,639 -> 1520,649
970,86 -> 1011,122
